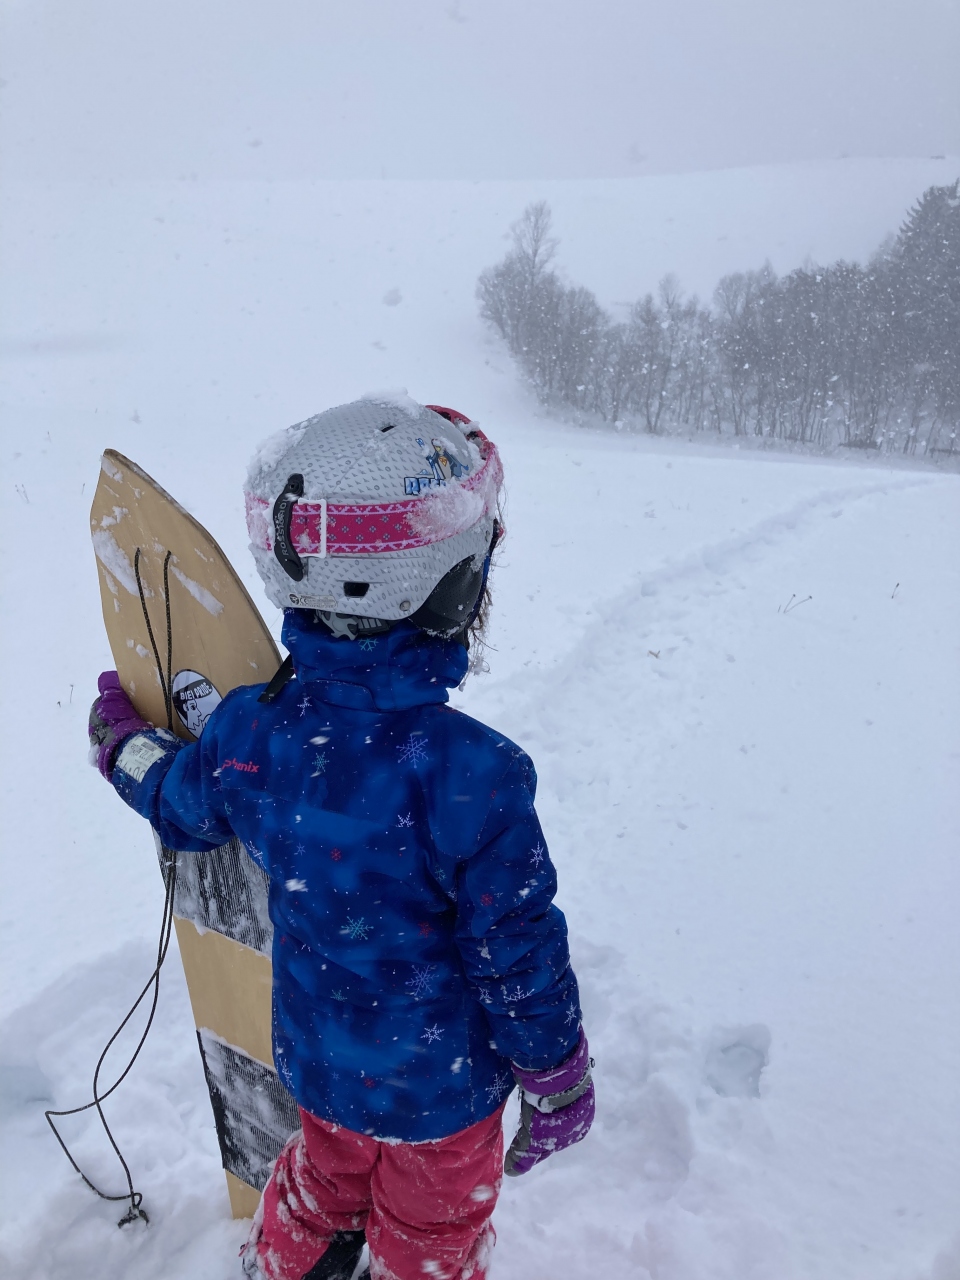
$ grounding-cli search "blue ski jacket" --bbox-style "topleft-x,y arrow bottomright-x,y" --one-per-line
110,610 -> 581,1142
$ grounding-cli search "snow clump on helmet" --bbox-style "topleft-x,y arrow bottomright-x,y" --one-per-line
245,393 -> 502,638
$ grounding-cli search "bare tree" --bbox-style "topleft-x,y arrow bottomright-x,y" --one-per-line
476,186 -> 960,459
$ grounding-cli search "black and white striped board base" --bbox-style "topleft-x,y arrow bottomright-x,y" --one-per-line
158,835 -> 299,1215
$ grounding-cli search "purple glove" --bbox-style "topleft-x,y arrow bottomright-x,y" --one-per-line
88,671 -> 151,779
504,1029 -> 595,1176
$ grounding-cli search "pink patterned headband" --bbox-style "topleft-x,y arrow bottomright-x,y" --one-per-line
246,432 -> 502,558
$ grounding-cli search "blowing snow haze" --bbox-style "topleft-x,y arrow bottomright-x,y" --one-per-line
2,0 -> 958,181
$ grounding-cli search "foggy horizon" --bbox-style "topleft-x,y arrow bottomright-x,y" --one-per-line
2,0 -> 958,182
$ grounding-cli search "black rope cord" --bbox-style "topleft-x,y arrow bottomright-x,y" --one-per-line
45,545 -> 179,1227
134,547 -> 174,732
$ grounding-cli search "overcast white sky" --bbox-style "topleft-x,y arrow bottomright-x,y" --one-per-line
1,0 -> 958,180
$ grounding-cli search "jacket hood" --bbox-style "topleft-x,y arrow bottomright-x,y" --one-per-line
281,610 -> 469,712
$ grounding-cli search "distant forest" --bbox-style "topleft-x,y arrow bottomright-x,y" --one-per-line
477,182 -> 960,457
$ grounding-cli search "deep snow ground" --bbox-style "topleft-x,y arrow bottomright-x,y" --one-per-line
1,162 -> 959,1278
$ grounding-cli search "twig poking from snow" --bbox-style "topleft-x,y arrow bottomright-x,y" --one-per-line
783,595 -> 813,613
892,582 -> 900,599
15,484 -> 29,503
647,650 -> 660,659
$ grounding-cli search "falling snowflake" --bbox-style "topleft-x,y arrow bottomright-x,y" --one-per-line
359,637 -> 379,652
298,695 -> 312,717
311,752 -> 328,776
246,843 -> 267,868
422,1024 -> 443,1044
397,812 -> 414,828
278,1058 -> 295,1089
485,1072 -> 512,1105
477,986 -> 493,1005
331,990 -> 347,1002
223,800 -> 233,816
285,878 -> 307,892
530,843 -> 545,867
397,733 -> 428,765
564,1002 -> 579,1026
295,843 -> 306,855
405,964 -> 437,999
345,917 -> 372,940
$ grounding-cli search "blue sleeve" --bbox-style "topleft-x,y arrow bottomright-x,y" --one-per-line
453,755 -> 581,1072
109,722 -> 234,853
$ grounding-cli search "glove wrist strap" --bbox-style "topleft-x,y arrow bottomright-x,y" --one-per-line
522,1066 -> 593,1114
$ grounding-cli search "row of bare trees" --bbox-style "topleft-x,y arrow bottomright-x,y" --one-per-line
477,184 -> 959,456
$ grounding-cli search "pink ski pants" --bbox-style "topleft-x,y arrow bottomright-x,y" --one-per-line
245,1105 -> 505,1280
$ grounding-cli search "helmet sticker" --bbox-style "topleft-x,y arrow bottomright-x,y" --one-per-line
172,669 -> 223,738
405,437 -> 472,495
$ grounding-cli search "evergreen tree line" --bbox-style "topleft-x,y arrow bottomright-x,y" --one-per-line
477,183 -> 960,455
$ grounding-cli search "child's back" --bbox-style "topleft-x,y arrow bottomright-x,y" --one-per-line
91,397 -> 593,1280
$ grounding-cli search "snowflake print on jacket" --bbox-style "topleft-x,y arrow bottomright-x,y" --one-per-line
106,607 -> 581,1143
397,733 -> 428,765
485,1072 -> 513,1105
405,964 -> 437,999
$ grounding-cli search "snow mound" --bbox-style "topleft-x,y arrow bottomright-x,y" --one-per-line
245,421 -> 309,490
359,388 -> 424,416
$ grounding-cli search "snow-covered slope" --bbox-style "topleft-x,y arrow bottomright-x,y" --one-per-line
1,161 -> 958,1278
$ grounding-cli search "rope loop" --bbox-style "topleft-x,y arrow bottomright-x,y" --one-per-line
47,544 -> 178,1225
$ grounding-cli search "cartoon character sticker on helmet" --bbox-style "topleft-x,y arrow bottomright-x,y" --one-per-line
171,669 -> 223,738
405,436 -> 473,494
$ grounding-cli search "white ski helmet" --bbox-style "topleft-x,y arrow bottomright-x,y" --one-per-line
245,393 -> 503,638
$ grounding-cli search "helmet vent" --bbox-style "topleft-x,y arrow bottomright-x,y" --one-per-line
379,423 -> 396,433
343,582 -> 369,598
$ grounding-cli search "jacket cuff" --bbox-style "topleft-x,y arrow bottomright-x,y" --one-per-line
110,729 -> 182,818
512,1027 -> 589,1096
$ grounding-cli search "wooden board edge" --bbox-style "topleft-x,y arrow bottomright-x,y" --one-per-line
225,1169 -> 263,1220
98,448 -> 281,662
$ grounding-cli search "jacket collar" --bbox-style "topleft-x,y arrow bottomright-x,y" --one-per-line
281,610 -> 469,712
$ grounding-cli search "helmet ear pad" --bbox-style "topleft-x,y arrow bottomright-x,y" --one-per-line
410,554 -> 485,639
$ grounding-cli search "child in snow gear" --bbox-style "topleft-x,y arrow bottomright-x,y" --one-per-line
89,396 -> 594,1280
